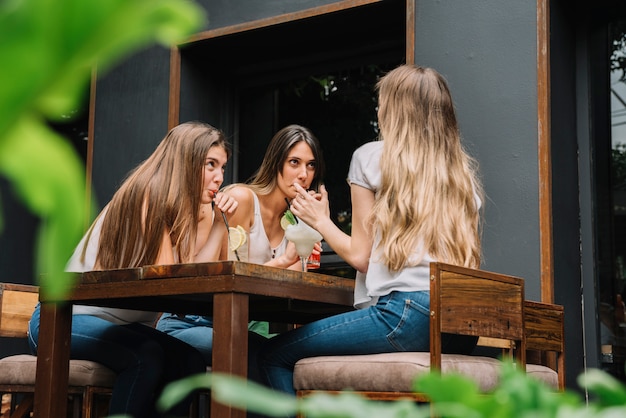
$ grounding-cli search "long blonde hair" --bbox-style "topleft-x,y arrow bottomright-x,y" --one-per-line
94,121 -> 230,269
371,65 -> 484,271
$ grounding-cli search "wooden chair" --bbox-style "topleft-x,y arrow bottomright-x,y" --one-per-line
524,300 -> 565,389
294,262 -> 526,402
0,283 -> 115,418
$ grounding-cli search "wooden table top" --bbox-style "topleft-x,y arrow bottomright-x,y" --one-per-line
41,261 -> 356,323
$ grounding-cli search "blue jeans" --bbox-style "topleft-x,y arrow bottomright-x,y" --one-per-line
156,314 -> 268,383
257,291 -> 431,394
28,304 -> 206,418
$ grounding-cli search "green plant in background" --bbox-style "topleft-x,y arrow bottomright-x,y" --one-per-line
336,210 -> 352,235
158,363 -> 626,418
612,143 -> 626,190
0,0 -> 205,298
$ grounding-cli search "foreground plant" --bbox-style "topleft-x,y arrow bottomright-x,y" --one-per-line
0,0 -> 205,298
158,363 -> 626,418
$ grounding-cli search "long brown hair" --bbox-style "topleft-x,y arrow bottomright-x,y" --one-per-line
94,121 -> 230,269
372,65 -> 484,271
244,124 -> 325,195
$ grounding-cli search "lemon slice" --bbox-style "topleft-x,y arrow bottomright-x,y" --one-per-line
280,210 -> 297,230
228,226 -> 247,251
280,215 -> 292,230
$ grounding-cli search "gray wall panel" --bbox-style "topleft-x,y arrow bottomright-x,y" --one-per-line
196,0 -> 341,29
414,1 -> 541,299
92,46 -> 171,208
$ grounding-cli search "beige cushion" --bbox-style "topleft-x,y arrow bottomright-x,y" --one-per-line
294,352 -> 504,393
0,354 -> 116,387
526,363 -> 558,388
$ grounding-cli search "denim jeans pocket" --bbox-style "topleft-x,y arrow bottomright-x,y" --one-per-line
385,291 -> 430,351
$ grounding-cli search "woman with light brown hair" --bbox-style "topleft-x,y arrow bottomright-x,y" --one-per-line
258,64 -> 484,394
28,121 -> 237,417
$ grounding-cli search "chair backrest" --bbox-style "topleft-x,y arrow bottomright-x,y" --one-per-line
0,283 -> 39,338
429,262 -> 526,370
524,300 -> 565,389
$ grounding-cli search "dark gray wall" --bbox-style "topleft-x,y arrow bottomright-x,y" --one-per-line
0,179 -> 37,357
413,1 -> 541,299
92,47 -> 171,208
196,0 -> 340,29
549,0 -> 586,389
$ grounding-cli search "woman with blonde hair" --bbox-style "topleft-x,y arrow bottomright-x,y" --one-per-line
28,121 -> 238,417
258,64 -> 484,394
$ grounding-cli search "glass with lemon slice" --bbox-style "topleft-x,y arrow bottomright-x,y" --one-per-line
281,210 -> 321,270
281,211 -> 322,271
227,225 -> 249,261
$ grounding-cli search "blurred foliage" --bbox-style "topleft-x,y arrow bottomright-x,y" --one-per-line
611,20 -> 626,82
612,20 -> 626,191
336,210 -> 352,235
159,363 -> 626,418
612,143 -> 626,190
0,0 -> 205,298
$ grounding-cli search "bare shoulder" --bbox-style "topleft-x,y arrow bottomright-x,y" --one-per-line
225,184 -> 255,204
223,185 -> 255,228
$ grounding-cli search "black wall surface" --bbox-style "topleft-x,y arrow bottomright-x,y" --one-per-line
0,179 -> 38,356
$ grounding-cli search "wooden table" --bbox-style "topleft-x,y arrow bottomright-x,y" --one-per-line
33,261 -> 355,418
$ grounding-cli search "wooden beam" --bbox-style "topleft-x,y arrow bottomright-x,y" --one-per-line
168,46 -> 181,130
405,0 -> 415,65
185,0 -> 385,43
85,67 -> 97,228
537,0 -> 554,303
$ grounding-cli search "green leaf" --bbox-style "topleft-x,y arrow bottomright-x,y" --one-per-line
158,372 -> 432,418
0,0 -> 206,135
0,114 -> 86,298
0,0 -> 205,298
158,373 -> 298,416
285,209 -> 297,225
414,372 -> 488,418
579,369 -> 626,406
299,392 -> 426,418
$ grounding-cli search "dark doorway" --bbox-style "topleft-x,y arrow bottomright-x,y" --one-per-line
178,0 -> 406,240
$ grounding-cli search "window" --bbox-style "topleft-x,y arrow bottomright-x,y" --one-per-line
177,0 -> 406,275
601,17 -> 626,380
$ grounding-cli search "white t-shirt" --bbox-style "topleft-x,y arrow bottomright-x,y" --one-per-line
348,141 -> 481,309
67,207 -> 160,326
347,141 -> 435,309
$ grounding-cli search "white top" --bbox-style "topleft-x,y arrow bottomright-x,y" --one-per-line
67,207 -> 160,326
248,192 -> 288,263
347,141 -> 435,308
347,141 -> 480,309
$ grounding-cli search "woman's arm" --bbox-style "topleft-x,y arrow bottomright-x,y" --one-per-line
195,215 -> 228,262
155,229 -> 175,265
291,183 -> 374,273
265,241 -> 309,270
195,191 -> 238,262
224,186 -> 254,231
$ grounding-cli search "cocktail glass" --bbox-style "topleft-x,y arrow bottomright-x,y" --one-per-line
284,219 -> 322,271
